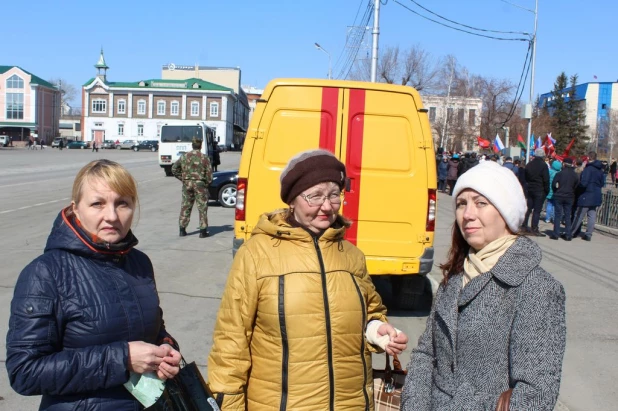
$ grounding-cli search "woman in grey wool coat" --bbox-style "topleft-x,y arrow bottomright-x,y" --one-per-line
402,161 -> 566,411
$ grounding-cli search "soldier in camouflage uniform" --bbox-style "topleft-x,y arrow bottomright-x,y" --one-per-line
172,138 -> 213,238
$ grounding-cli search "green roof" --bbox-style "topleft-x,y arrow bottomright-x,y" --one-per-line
83,77 -> 233,92
0,66 -> 57,89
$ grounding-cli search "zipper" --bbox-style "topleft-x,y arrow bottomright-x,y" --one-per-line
278,276 -> 289,411
313,236 -> 335,411
350,274 -> 370,411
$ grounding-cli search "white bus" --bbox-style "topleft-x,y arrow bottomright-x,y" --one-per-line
159,122 -> 217,176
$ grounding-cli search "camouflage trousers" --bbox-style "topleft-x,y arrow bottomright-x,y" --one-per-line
179,180 -> 209,230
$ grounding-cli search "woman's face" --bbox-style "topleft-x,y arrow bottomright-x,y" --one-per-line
290,181 -> 342,234
455,189 -> 511,250
72,177 -> 135,243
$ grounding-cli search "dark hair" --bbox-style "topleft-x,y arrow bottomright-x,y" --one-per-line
439,221 -> 471,284
513,159 -> 521,165
192,139 -> 203,150
505,156 -> 513,161
588,151 -> 597,161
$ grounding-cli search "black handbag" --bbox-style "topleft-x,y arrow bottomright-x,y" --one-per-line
146,358 -> 220,411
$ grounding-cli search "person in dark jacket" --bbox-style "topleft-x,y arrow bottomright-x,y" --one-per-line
522,148 -> 550,236
514,159 -> 528,198
6,159 -> 181,411
457,152 -> 479,177
571,152 -> 606,241
437,156 -> 448,192
502,156 -> 517,174
610,158 -> 617,188
446,154 -> 460,195
549,158 -> 579,240
402,161 -> 566,411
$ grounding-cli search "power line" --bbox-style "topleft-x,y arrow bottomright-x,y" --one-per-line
335,2 -> 374,79
407,0 -> 530,35
332,0 -> 367,73
392,0 -> 529,41
501,41 -> 532,127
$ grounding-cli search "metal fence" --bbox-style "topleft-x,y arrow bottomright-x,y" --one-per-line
597,190 -> 618,229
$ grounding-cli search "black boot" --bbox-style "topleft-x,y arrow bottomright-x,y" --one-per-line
199,229 -> 209,238
179,227 -> 187,237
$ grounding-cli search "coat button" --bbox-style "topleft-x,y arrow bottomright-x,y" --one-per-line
450,363 -> 454,372
26,306 -> 33,313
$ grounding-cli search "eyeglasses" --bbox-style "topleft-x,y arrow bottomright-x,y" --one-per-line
300,192 -> 344,207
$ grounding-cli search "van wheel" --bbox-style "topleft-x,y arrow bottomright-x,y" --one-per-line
164,167 -> 173,177
391,275 -> 433,311
133,146 -> 139,152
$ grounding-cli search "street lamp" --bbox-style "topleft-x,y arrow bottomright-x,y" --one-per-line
502,0 -> 538,163
314,42 -> 332,80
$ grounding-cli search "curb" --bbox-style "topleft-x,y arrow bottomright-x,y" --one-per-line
555,400 -> 570,411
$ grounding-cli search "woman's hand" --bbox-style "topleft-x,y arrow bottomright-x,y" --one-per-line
156,344 -> 182,380
127,341 -> 169,374
377,323 -> 409,356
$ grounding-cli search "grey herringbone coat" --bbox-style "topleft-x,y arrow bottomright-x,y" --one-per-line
402,236 -> 566,411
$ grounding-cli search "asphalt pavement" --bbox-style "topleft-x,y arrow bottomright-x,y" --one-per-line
0,147 -> 615,410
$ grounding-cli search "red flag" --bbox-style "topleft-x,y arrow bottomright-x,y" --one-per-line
563,138 -> 576,157
543,135 -> 555,156
477,136 -> 490,149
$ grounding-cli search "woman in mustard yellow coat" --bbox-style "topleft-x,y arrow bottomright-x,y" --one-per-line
208,149 -> 408,410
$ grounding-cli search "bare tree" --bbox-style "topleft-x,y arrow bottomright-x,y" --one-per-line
477,77 -> 516,141
348,44 -> 439,91
48,78 -> 77,106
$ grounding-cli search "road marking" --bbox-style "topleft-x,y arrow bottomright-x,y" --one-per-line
0,198 -> 70,214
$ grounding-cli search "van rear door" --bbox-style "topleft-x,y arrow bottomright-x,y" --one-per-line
241,85 -> 343,233
338,87 -> 430,274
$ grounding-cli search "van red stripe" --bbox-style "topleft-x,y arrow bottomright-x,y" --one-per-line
344,89 -> 366,245
319,87 -> 338,153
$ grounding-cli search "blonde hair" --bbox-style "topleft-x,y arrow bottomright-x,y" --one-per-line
72,160 -> 139,210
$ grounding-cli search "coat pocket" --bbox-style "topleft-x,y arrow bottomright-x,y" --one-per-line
9,297 -> 54,346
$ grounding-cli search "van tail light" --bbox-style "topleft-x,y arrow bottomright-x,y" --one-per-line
426,189 -> 436,232
235,178 -> 247,221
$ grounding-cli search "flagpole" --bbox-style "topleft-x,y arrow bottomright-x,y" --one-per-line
525,0 -> 538,164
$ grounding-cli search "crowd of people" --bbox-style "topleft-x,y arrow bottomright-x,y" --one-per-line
437,148 -> 611,241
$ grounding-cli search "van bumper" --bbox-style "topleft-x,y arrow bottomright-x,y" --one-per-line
232,238 -> 245,257
418,247 -> 434,274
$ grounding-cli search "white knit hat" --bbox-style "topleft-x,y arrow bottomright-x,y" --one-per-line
451,161 -> 527,233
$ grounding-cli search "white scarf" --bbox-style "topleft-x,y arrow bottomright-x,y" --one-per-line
463,235 -> 517,287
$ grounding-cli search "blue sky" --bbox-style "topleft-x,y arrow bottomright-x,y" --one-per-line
2,0 -> 613,104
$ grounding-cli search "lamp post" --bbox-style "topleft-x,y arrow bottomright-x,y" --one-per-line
314,43 -> 332,80
502,0 -> 538,163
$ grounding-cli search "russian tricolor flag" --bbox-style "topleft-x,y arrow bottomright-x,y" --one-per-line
493,134 -> 505,153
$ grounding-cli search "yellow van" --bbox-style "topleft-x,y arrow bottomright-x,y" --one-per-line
234,79 -> 436,309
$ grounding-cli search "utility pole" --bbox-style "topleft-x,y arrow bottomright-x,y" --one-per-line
440,57 -> 455,150
370,0 -> 380,82
525,0 -> 538,163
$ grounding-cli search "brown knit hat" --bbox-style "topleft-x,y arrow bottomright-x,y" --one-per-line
280,149 -> 346,204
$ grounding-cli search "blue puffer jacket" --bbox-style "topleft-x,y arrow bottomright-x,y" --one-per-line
577,160 -> 605,207
6,208 -> 174,411
547,160 -> 563,200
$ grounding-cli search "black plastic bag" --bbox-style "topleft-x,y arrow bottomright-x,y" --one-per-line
147,359 -> 220,411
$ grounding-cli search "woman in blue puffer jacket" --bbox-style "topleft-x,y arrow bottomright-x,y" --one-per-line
6,159 -> 181,410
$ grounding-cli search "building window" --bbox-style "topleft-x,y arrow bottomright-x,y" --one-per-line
602,103 -> 607,109
429,107 -> 436,122
191,101 -> 200,116
6,74 -> 24,89
118,124 -> 124,136
457,108 -> 465,125
171,101 -> 179,116
137,100 -> 146,115
137,124 -> 144,137
117,99 -> 126,114
157,100 -> 166,115
94,122 -> 103,127
447,107 -> 454,121
468,109 -> 476,126
210,102 -> 219,117
92,99 -> 107,113
6,93 -> 24,119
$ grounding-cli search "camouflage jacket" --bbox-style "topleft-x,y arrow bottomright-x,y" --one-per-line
172,150 -> 213,184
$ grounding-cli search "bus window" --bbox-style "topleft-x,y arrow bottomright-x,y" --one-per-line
160,125 -> 203,142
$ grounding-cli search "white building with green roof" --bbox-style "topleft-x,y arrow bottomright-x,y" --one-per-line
0,65 -> 61,143
82,50 -> 237,147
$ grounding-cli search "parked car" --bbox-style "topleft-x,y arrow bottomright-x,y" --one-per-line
117,140 -> 139,150
66,141 -> 90,149
209,170 -> 237,208
132,140 -> 159,152
101,140 -> 117,149
0,136 -> 10,147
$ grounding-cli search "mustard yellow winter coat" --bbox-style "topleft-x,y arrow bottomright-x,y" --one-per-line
208,210 -> 388,410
